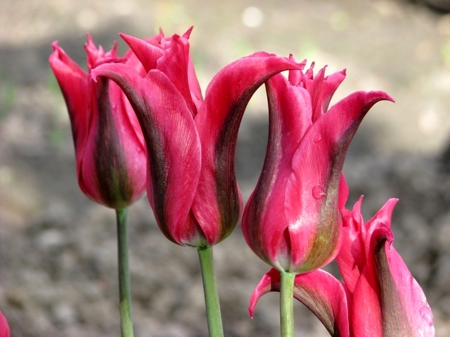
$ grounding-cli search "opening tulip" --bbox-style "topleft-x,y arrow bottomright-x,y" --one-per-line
242,60 -> 394,274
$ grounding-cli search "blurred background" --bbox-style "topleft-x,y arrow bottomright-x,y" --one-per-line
1,0 -> 450,336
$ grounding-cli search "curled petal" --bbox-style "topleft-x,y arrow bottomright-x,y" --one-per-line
193,53 -> 300,246
249,268 -> 349,337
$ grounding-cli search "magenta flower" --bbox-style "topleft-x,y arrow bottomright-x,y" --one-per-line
0,311 -> 9,337
92,28 -> 300,247
49,36 -> 147,209
242,60 -> 393,273
250,197 -> 435,337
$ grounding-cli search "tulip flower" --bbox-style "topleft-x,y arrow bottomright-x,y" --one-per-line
49,35 -> 147,210
250,197 -> 435,337
92,28 -> 300,248
0,311 -> 10,337
242,60 -> 393,274
50,36 -> 149,337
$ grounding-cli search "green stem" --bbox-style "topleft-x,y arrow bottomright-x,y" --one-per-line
116,208 -> 134,337
280,270 -> 295,337
197,246 -> 224,337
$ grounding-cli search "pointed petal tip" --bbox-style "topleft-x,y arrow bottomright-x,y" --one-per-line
248,269 -> 279,319
288,55 -> 307,68
119,32 -> 140,46
84,34 -> 97,51
183,26 -> 194,38
369,90 -> 395,103
90,69 -> 100,82
51,41 -> 59,49
354,195 -> 364,211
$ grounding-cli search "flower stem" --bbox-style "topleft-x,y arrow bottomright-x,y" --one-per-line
197,246 -> 224,337
116,208 -> 134,337
280,270 -> 295,337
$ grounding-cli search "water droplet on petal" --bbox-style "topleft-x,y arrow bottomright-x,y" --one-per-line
312,185 -> 327,199
419,305 -> 434,326
313,135 -> 322,143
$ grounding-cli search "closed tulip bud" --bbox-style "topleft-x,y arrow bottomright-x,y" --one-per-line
49,36 -> 147,209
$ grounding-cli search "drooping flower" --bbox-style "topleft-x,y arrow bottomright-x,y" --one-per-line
49,35 -> 147,209
250,197 -> 435,337
0,311 -> 10,337
242,59 -> 393,273
92,28 -> 300,247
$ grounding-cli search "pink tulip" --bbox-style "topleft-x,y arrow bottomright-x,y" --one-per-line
49,36 -> 147,209
92,28 -> 300,247
242,59 -> 393,273
0,311 -> 10,337
250,198 -> 435,337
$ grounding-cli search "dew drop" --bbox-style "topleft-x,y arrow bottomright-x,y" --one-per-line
419,305 -> 433,326
313,135 -> 322,143
312,185 -> 327,199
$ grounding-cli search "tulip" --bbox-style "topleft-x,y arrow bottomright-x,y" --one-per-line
250,197 -> 435,337
242,59 -> 393,274
50,36 -> 149,337
49,35 -> 147,209
92,28 -> 300,248
0,311 -> 10,337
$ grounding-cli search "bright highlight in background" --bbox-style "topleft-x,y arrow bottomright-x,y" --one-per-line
241,6 -> 264,28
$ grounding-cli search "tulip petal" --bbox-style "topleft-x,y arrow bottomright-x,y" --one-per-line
49,42 -> 90,172
193,53 -> 300,246
249,268 -> 350,337
92,64 -> 202,245
242,73 -> 313,269
78,77 -> 143,208
121,31 -> 203,117
338,197 -> 399,293
337,196 -> 366,292
286,91 -> 394,270
119,33 -> 164,72
352,226 -> 435,337
0,311 -> 10,337
302,66 -> 347,122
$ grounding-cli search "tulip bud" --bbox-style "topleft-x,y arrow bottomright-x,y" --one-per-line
49,36 -> 147,209
338,197 -> 435,337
